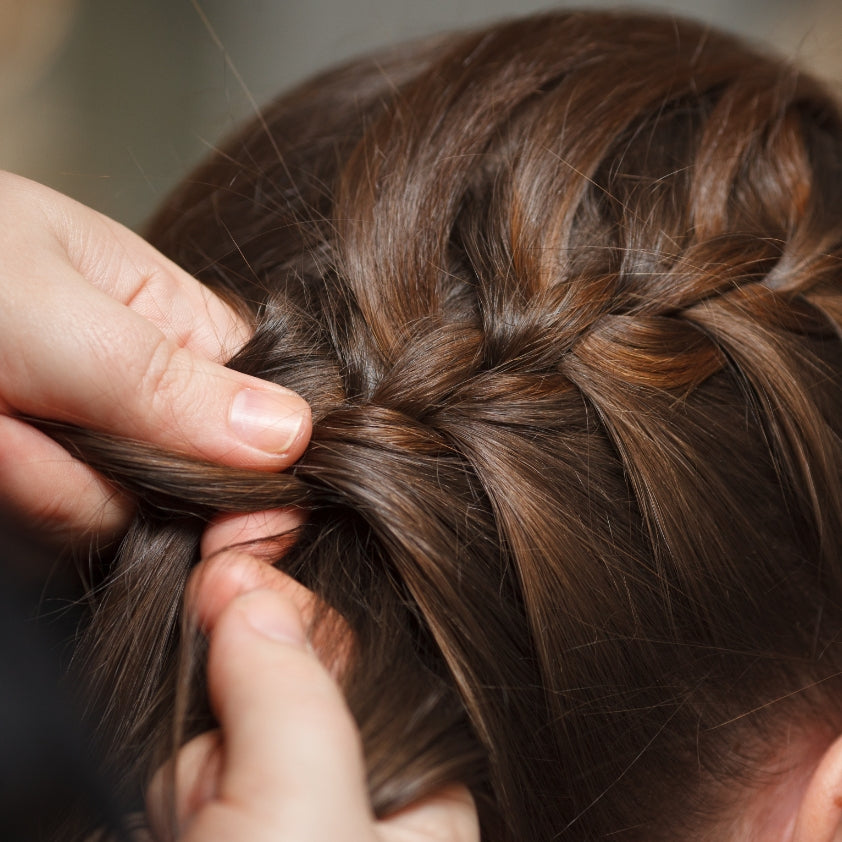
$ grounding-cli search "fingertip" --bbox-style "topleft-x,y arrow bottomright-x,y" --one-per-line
227,385 -> 311,464
186,550 -> 314,635
190,507 -> 308,633
235,588 -> 308,646
186,552 -> 269,633
200,507 -> 305,559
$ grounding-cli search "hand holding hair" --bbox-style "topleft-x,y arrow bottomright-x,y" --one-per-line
145,532 -> 480,842
0,172 -> 311,540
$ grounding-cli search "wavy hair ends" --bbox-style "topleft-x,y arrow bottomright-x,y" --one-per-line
61,10 -> 842,842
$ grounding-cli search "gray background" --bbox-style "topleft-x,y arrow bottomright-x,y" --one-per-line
2,0 -> 841,229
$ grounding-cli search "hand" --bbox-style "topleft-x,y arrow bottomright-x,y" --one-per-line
0,172 -> 311,541
145,513 -> 480,842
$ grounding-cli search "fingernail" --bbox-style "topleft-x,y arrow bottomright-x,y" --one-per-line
242,591 -> 306,645
229,387 -> 308,455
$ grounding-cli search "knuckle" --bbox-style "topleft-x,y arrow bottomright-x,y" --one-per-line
125,265 -> 175,320
136,336 -> 194,422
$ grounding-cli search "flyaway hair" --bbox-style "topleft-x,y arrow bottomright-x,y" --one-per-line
53,10 -> 842,841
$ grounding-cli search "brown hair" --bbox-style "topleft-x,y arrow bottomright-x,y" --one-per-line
57,9 -> 842,841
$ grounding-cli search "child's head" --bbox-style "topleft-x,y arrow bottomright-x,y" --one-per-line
69,10 -> 842,840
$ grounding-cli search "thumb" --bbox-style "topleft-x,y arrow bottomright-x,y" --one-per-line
146,567 -> 479,842
175,588 -> 373,842
0,171 -> 311,472
1,265 -> 311,468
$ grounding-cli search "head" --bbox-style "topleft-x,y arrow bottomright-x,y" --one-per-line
63,9 -> 842,841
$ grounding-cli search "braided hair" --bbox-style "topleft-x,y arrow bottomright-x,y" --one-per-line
61,11 -> 842,840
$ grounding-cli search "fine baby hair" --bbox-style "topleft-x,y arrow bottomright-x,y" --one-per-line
58,9 -> 842,841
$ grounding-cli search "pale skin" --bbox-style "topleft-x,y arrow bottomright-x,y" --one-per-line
0,170 -> 310,540
145,510 -> 480,842
12,169 -> 842,841
0,173 -> 477,839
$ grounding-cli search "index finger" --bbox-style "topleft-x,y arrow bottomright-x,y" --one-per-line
6,170 -> 250,362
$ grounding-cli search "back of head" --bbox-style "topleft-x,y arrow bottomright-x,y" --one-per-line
64,10 -> 842,841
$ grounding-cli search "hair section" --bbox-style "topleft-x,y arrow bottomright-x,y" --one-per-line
55,11 -> 842,841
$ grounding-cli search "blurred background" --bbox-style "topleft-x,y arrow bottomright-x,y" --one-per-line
1,0 -> 841,230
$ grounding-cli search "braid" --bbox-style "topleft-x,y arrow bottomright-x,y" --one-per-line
58,11 -> 842,841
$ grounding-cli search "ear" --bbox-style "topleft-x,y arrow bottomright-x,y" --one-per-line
791,733 -> 842,842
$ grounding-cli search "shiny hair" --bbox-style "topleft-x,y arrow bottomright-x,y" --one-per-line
59,10 -> 842,840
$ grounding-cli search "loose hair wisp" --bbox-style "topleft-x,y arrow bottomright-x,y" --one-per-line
58,12 -> 842,841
